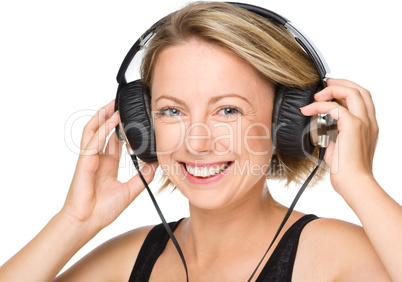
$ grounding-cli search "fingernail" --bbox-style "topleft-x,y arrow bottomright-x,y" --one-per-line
111,110 -> 119,119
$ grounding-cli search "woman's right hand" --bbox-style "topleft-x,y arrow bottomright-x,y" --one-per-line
61,100 -> 158,232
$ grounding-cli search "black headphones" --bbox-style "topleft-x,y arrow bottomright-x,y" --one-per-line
114,2 -> 334,163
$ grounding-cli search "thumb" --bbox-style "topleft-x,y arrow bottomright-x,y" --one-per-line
125,162 -> 159,200
324,140 -> 335,165
139,162 -> 159,182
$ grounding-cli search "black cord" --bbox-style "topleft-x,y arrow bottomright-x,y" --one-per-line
130,155 -> 189,282
247,147 -> 326,282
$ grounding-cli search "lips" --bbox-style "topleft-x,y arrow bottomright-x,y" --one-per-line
183,162 -> 231,177
179,161 -> 233,185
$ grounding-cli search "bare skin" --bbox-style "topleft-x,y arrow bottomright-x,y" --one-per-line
0,38 -> 400,282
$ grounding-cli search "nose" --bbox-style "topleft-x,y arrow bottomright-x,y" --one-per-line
185,121 -> 212,155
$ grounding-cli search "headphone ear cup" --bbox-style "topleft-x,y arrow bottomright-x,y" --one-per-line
116,79 -> 157,163
272,82 -> 322,158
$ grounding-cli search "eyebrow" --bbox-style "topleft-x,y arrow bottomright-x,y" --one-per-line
154,93 -> 252,106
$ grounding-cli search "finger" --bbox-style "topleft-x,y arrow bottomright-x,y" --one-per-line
81,100 -> 116,150
79,111 -> 120,165
85,110 -> 120,154
99,131 -> 124,178
326,78 -> 378,139
76,111 -> 120,173
314,85 -> 368,121
301,101 -> 345,121
93,135 -> 123,180
124,162 -> 159,202
327,78 -> 376,119
103,130 -> 123,162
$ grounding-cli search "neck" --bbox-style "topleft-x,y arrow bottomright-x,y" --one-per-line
181,179 -> 283,263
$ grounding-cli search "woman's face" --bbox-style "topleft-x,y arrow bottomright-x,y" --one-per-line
151,38 -> 275,210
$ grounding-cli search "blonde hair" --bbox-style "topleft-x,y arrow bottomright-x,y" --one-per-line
140,1 -> 327,190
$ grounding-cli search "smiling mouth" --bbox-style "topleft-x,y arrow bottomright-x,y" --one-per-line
180,161 -> 233,178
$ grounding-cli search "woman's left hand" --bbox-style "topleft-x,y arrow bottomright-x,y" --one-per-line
301,78 -> 379,195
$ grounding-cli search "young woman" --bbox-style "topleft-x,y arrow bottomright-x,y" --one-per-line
1,2 -> 401,281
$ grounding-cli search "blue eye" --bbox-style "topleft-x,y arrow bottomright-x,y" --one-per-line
167,108 -> 180,116
217,107 -> 242,117
157,107 -> 181,117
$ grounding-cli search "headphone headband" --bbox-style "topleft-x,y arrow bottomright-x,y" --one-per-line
116,17 -> 165,84
116,2 -> 330,85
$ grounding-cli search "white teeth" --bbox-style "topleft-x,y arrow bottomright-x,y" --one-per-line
185,162 -> 230,178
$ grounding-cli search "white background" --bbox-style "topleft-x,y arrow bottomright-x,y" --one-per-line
1,0 -> 401,273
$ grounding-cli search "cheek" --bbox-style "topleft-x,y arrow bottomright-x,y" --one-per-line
154,122 -> 186,157
234,117 -> 274,177
242,122 -> 272,156
212,118 -> 273,155
210,117 -> 273,177
154,122 -> 185,180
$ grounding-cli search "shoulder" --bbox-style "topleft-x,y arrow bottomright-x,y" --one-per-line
293,217 -> 390,281
55,224 -> 155,282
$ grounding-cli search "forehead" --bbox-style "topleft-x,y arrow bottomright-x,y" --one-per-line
151,38 -> 274,103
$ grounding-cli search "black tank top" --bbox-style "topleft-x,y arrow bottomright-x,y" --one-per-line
129,214 -> 318,281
